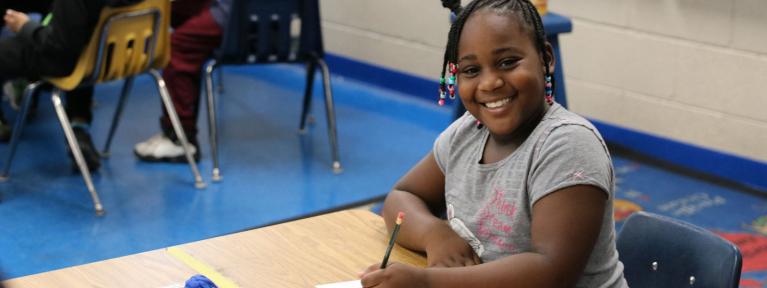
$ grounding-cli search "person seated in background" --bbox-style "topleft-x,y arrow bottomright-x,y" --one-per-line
0,0 -> 52,142
0,0 -> 104,170
133,0 -> 231,163
0,1 -> 51,30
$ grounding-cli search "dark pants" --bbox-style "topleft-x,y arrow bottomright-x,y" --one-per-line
160,0 -> 222,140
65,87 -> 94,123
0,0 -> 92,124
0,37 -> 93,124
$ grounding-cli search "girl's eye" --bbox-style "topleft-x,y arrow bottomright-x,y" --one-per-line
462,67 -> 479,77
499,58 -> 519,69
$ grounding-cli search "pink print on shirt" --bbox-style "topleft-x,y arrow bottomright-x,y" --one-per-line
572,170 -> 585,180
476,187 -> 517,251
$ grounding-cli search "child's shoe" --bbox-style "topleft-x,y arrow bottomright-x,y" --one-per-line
0,117 -> 11,143
69,126 -> 101,171
4,79 -> 27,111
134,133 -> 200,163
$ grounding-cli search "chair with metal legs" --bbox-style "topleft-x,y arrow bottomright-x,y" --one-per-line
0,0 -> 205,216
203,0 -> 342,182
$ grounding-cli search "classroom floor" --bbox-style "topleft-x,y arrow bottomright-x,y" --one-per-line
0,64 -> 765,286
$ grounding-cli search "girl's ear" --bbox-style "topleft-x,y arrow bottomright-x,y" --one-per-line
543,41 -> 556,74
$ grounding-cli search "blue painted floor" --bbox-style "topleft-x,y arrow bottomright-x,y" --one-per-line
0,64 -> 448,279
0,64 -> 766,286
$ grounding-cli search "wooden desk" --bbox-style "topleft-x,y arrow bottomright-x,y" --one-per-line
3,210 -> 427,287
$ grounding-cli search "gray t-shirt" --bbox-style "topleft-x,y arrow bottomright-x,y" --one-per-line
433,103 -> 627,288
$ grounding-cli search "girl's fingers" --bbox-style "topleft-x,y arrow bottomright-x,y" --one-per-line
360,269 -> 385,288
359,263 -> 381,278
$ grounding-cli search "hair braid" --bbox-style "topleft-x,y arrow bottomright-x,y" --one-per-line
441,0 -> 463,15
439,0 -> 486,103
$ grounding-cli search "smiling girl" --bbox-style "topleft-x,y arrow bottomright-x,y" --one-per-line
360,1 -> 628,287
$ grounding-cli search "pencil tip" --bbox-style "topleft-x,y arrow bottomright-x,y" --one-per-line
396,212 -> 405,224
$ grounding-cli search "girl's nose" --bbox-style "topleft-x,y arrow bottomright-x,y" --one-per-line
478,73 -> 504,92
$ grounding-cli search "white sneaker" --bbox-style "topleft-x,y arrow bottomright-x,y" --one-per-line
134,133 -> 199,162
3,80 -> 25,111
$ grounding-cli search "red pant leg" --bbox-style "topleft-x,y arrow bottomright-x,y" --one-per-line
170,0 -> 211,27
160,7 -> 222,140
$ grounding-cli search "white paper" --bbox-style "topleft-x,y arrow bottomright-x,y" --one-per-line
315,280 -> 362,288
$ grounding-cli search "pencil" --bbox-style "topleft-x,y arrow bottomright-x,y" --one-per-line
380,211 -> 405,269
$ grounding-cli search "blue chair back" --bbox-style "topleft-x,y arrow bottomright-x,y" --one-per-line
202,0 -> 342,178
217,0 -> 323,64
617,212 -> 742,288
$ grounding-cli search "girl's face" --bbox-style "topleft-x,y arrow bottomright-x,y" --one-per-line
457,10 -> 554,142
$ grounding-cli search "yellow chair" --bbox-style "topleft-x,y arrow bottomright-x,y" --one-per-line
0,0 -> 205,216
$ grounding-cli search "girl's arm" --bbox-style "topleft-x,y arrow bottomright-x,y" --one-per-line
381,152 -> 480,267
363,184 -> 606,288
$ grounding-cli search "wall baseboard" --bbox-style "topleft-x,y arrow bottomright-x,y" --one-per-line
591,120 -> 767,192
325,54 -> 439,103
325,52 -> 767,192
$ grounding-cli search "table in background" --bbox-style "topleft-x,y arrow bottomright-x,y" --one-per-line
3,210 -> 427,287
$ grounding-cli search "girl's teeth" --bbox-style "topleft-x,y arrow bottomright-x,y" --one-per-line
485,98 -> 510,108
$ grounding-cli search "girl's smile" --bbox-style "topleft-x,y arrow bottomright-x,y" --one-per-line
481,96 -> 513,109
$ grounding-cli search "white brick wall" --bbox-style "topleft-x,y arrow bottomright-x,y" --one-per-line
543,0 -> 630,26
568,79 -> 767,160
320,0 -> 450,48
322,21 -> 443,78
627,0 -> 734,46
561,22 -> 677,98
320,0 -> 451,79
674,43 -> 767,123
549,0 -> 767,162
319,0 -> 767,162
732,0 -> 767,54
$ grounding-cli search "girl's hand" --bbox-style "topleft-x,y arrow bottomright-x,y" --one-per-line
424,227 -> 481,267
360,262 -> 429,288
4,9 -> 29,33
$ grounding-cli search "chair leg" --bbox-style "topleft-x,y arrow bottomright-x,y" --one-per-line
52,89 -> 105,216
315,56 -> 342,174
299,60 -> 317,134
101,76 -> 134,157
216,67 -> 225,94
204,60 -> 221,182
0,81 -> 43,181
149,69 -> 206,189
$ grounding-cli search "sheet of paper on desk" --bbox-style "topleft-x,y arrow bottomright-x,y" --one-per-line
315,280 -> 362,288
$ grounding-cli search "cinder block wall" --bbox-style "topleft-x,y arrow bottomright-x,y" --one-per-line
320,0 -> 767,163
320,0 -> 451,79
549,0 -> 767,163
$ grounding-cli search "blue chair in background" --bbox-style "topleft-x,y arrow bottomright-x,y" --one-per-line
617,211 -> 742,288
203,0 -> 342,182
